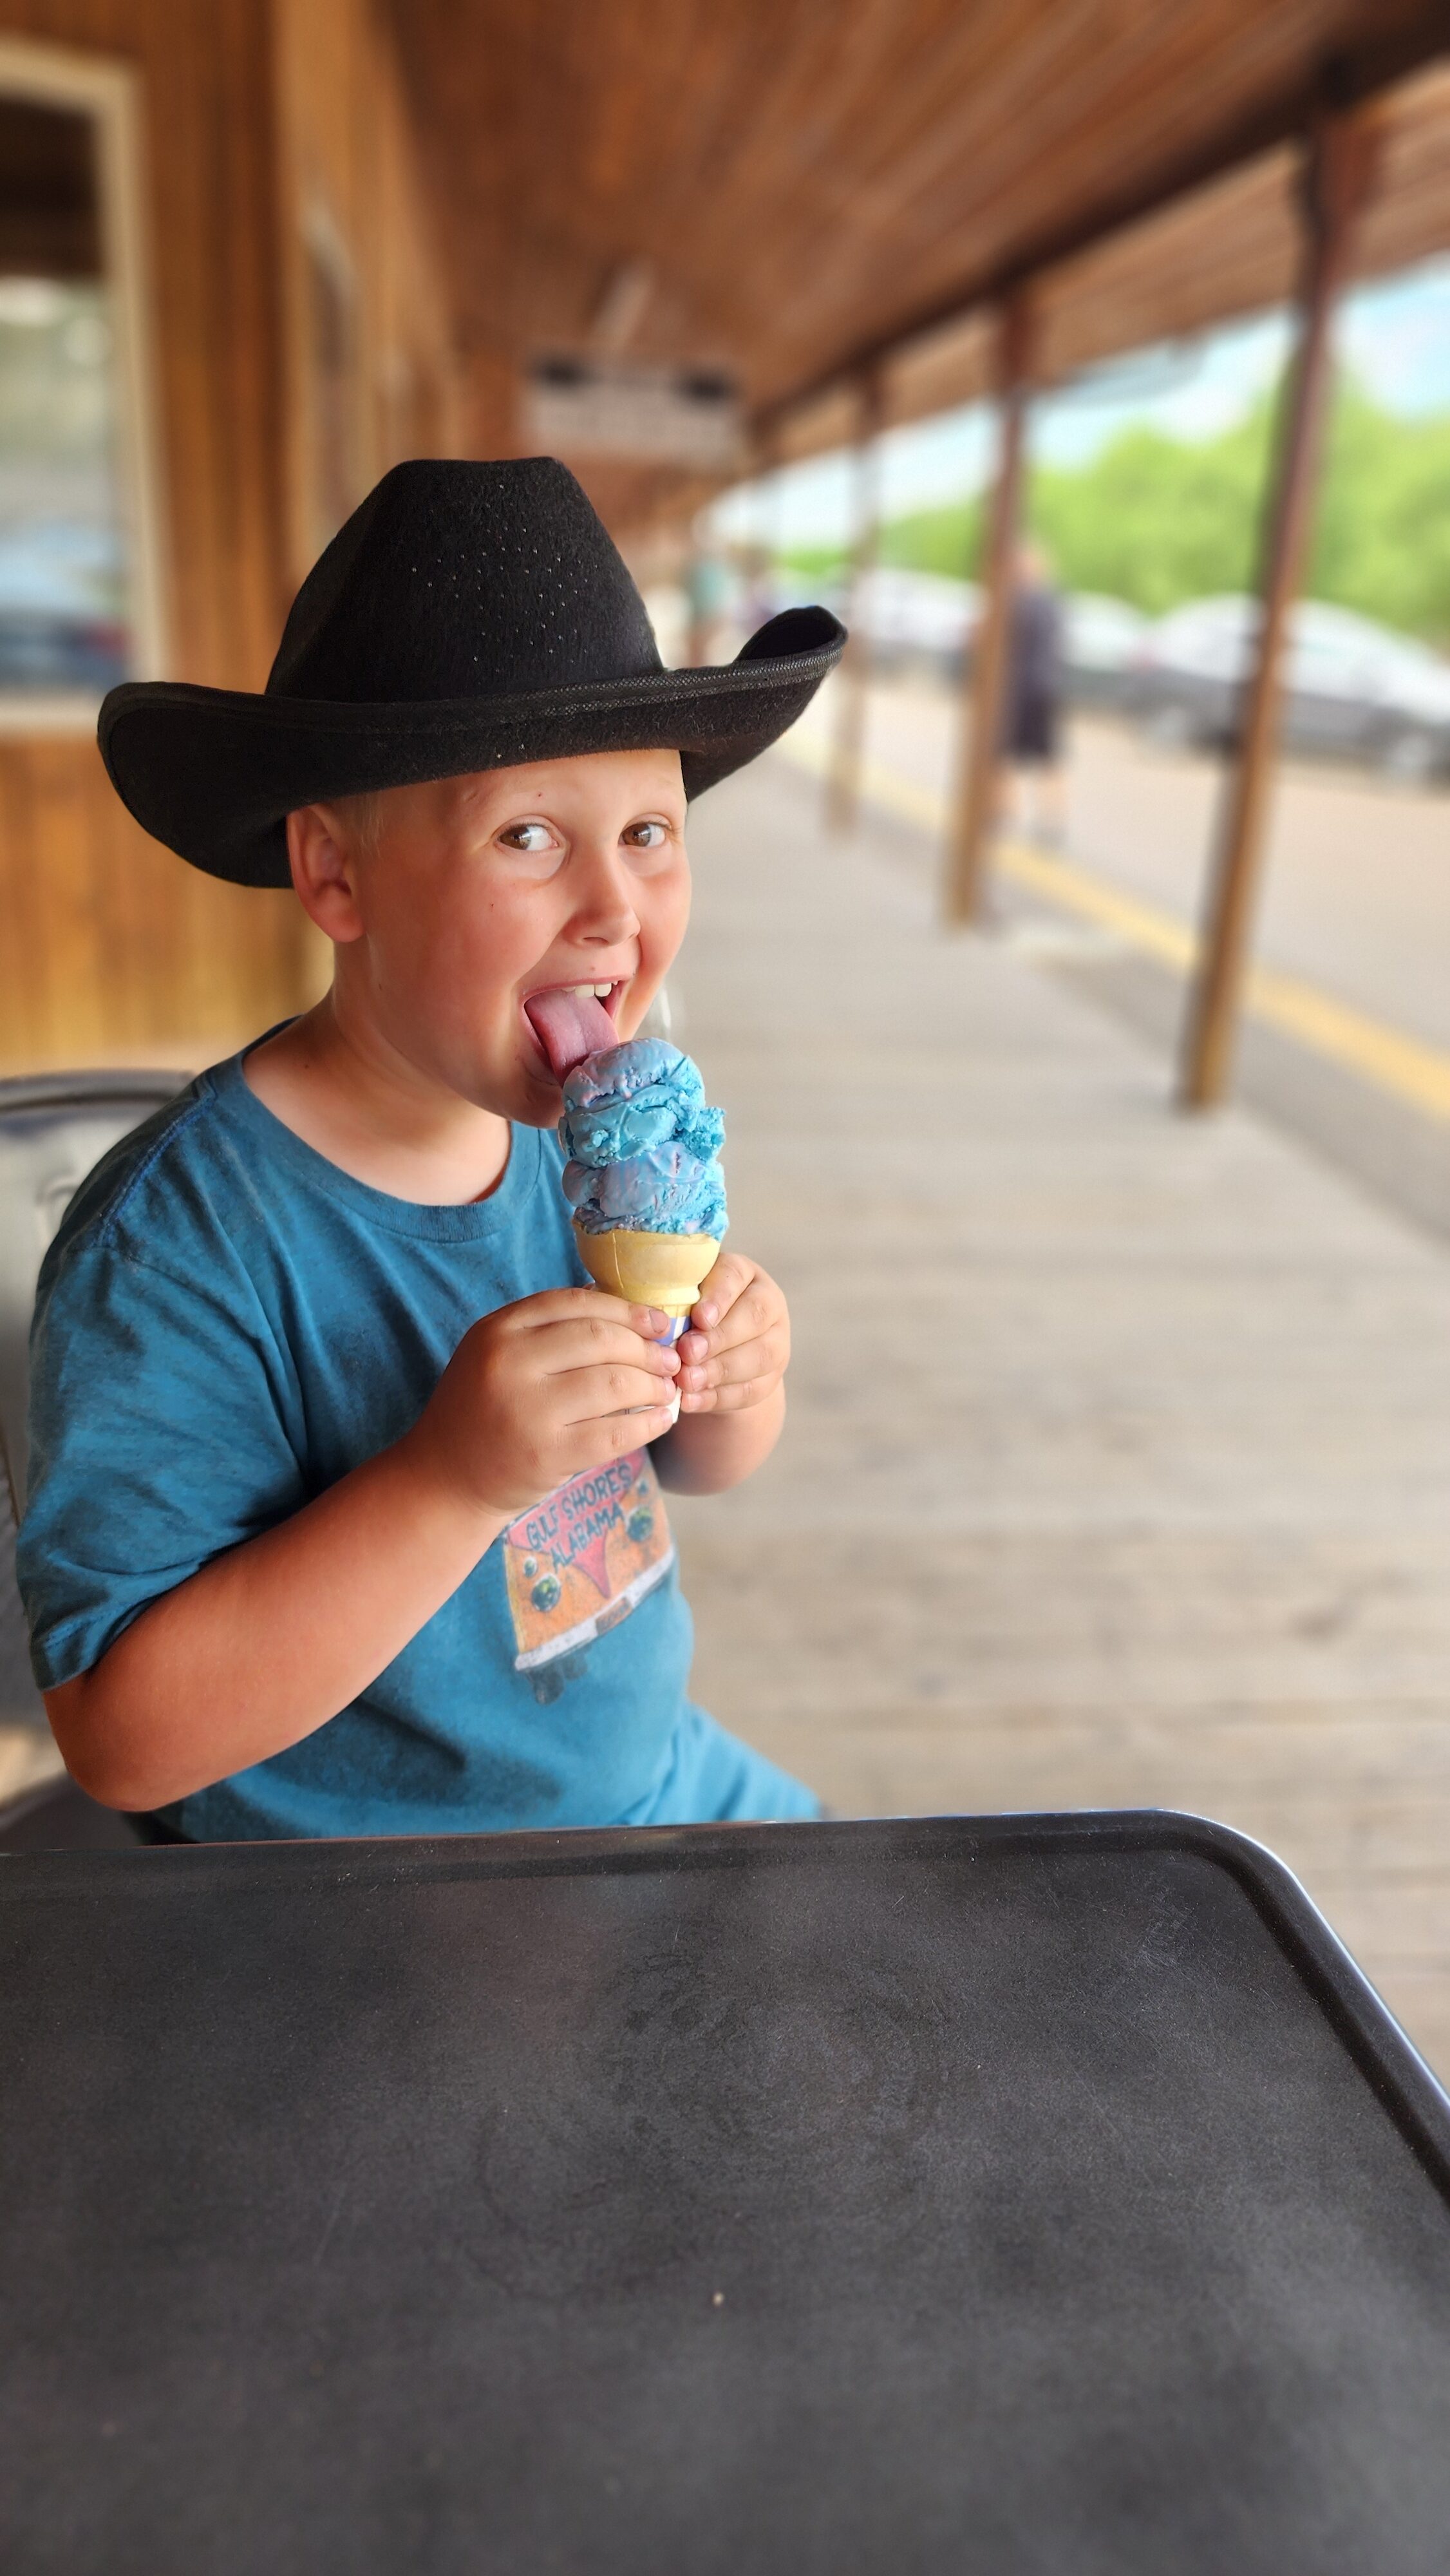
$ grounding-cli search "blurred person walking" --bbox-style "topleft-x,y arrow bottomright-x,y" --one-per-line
1001,542 -> 1066,844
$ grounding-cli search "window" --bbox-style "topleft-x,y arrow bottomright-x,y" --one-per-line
0,40 -> 165,728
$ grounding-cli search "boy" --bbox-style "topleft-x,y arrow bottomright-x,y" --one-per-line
18,459 -> 843,1841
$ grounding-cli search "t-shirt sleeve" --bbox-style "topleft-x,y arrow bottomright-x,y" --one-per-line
17,1239 -> 307,1690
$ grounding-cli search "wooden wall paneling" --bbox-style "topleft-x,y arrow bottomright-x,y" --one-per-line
364,9 -> 461,464
0,746 -> 315,1073
272,0 -> 462,584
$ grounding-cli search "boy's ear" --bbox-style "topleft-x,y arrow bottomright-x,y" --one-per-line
285,804 -> 366,943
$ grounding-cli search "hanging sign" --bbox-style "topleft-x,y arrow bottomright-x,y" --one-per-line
525,354 -> 742,471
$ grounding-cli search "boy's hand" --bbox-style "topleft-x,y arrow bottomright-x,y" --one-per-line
411,1288 -> 681,1519
675,1254 -> 789,1416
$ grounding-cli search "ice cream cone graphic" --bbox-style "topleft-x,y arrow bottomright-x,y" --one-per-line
573,1222 -> 719,1343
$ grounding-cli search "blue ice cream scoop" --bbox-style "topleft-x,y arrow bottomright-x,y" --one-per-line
559,1039 -> 727,1239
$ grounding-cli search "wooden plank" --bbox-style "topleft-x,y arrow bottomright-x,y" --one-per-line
0,744 -> 323,1076
675,748 -> 1450,2076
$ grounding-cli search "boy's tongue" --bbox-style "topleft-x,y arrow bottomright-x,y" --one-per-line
525,985 -> 617,1083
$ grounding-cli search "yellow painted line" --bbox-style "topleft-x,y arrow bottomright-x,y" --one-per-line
1246,962 -> 1450,1120
993,836 -> 1194,971
778,730 -> 1450,1124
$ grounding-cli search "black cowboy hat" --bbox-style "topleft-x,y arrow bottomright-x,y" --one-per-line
99,457 -> 845,888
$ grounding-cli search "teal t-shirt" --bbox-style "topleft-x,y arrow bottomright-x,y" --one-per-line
17,1047 -> 810,1841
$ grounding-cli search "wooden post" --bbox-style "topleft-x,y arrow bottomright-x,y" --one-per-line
1180,112 -> 1378,1108
825,374 -> 885,835
945,294 -> 1032,925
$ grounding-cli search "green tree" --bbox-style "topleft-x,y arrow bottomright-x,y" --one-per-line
1027,408 -> 1271,614
777,541 -> 849,583
1309,383 -> 1450,643
778,375 -> 1450,647
880,497 -> 982,578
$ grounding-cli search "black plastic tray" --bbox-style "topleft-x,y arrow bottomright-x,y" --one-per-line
3,1810 -> 1449,2574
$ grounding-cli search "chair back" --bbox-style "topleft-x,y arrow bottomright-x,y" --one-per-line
0,1072 -> 185,1520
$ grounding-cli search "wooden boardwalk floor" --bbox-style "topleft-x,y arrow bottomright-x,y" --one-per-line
672,753 -> 1450,2079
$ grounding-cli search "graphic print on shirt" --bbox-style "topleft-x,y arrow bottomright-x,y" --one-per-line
502,1449 -> 673,1669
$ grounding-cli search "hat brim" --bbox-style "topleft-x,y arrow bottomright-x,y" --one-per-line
99,610 -> 845,887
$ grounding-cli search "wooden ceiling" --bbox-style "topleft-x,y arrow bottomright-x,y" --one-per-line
388,0 -> 1450,522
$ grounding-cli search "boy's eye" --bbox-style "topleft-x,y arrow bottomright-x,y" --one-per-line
621,819 -> 675,870
493,819 -> 567,876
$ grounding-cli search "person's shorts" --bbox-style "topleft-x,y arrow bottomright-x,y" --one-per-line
1006,695 -> 1059,763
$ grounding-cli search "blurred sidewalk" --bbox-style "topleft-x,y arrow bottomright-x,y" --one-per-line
672,752 -> 1450,2078
780,674 -> 1450,1242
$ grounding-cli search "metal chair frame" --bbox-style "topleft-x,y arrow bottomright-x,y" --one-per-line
0,1068 -> 186,1850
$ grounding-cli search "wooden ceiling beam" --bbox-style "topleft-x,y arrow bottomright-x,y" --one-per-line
386,1 -> 1450,531
757,13 -> 1450,436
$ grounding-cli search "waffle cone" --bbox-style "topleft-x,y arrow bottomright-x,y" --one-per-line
573,1223 -> 720,1318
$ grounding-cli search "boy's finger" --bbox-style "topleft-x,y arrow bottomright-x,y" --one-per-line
554,1403 -> 679,1477
512,1285 -> 671,1340
690,1252 -> 757,1332
558,1362 -> 684,1426
677,1313 -> 778,1368
529,1315 -> 679,1376
680,1306 -> 787,1372
679,1371 -> 777,1416
686,1280 -> 782,1353
678,1328 -> 784,1394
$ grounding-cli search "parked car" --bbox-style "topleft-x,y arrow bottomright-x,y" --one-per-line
1062,593 -> 1150,708
1129,595 -> 1450,781
842,566 -> 979,679
0,528 -> 130,692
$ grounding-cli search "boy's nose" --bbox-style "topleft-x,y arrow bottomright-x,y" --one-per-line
570,847 -> 640,945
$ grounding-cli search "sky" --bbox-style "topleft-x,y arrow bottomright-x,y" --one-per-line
713,252 -> 1450,553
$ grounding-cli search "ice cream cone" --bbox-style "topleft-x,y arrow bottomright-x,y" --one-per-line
574,1222 -> 719,1341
